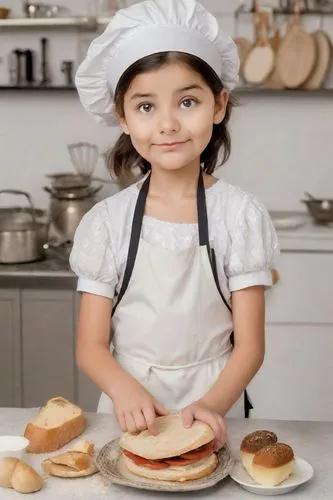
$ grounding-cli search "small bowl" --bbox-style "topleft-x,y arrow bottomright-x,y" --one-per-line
0,436 -> 30,460
0,7 -> 10,19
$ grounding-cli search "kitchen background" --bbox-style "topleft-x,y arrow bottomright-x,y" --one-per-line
0,0 -> 332,210
0,0 -> 333,422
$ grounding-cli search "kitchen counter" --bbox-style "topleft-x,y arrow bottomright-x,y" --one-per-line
0,408 -> 330,499
0,251 -> 75,288
277,220 -> 333,252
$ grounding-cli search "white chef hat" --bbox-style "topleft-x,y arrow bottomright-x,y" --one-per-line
75,0 -> 239,126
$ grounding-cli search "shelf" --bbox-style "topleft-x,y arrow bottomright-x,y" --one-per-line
235,4 -> 333,17
1,85 -> 76,90
235,87 -> 333,94
0,16 -> 112,29
1,85 -> 333,95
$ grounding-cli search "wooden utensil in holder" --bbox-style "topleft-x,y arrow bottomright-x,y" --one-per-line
275,0 -> 316,88
243,8 -> 275,85
301,27 -> 332,89
264,22 -> 285,89
233,36 -> 253,72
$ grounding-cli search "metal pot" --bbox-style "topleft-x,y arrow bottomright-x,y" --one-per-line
0,190 -> 49,264
44,184 -> 102,241
301,192 -> 333,225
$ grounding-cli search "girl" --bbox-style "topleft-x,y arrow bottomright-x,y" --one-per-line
71,0 -> 279,450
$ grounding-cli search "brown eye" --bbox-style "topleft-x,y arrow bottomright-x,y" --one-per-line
138,103 -> 153,113
181,98 -> 197,109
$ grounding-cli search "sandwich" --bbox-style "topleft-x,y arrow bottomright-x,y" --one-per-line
119,414 -> 218,482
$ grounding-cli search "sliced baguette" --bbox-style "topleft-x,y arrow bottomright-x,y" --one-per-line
122,453 -> 218,482
120,414 -> 214,460
71,440 -> 94,456
42,459 -> 98,478
49,451 -> 91,472
24,397 -> 86,453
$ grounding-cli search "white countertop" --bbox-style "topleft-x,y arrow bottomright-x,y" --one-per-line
277,220 -> 333,252
0,408 -> 330,499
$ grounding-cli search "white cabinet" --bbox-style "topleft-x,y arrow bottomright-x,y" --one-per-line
249,324 -> 333,421
248,251 -> 333,422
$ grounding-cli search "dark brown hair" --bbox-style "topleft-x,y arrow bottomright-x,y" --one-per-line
106,52 -> 235,183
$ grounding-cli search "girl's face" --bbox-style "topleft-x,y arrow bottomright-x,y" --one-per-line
119,61 -> 228,173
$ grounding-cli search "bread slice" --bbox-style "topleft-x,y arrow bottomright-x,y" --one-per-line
120,414 -> 214,460
49,451 -> 91,471
24,397 -> 86,453
71,440 -> 94,456
42,459 -> 97,478
122,453 -> 218,482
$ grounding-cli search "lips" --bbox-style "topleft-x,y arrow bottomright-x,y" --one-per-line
155,140 -> 188,148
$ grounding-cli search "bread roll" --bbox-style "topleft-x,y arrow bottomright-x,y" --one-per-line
0,457 -> 19,488
240,430 -> 278,475
11,461 -> 44,493
251,443 -> 294,486
122,453 -> 218,482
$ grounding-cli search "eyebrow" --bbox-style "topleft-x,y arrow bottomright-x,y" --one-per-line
129,84 -> 204,100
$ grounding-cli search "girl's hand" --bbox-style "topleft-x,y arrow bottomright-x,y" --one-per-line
181,401 -> 226,451
112,375 -> 168,435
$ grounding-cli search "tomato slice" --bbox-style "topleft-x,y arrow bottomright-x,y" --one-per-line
123,450 -> 170,469
143,461 -> 169,470
164,457 -> 198,466
180,441 -> 215,460
123,450 -> 148,465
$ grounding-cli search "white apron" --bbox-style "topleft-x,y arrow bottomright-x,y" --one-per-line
97,171 -> 252,419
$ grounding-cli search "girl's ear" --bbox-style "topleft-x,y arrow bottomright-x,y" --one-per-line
118,116 -> 130,135
213,89 -> 229,125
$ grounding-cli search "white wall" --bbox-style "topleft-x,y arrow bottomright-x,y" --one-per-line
0,0 -> 333,210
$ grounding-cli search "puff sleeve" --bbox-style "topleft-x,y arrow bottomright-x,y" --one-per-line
69,201 -> 117,298
225,195 -> 280,292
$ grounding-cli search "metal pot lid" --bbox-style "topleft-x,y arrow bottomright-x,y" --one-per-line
44,184 -> 102,199
0,206 -> 46,222
46,172 -> 91,190
0,219 -> 47,232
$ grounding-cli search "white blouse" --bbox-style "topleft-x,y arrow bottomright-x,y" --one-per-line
69,178 -> 280,301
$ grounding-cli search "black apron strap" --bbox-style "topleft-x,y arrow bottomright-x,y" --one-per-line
112,174 -> 151,316
198,172 -> 253,419
197,170 -> 210,247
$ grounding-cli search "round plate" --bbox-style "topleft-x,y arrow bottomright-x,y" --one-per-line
269,211 -> 308,230
95,438 -> 234,492
230,456 -> 314,496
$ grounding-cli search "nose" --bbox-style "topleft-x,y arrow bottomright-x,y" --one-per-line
158,108 -> 180,135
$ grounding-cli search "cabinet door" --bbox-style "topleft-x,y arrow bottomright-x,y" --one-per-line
74,292 -> 100,412
21,290 -> 75,407
248,324 -> 333,421
0,289 -> 21,407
